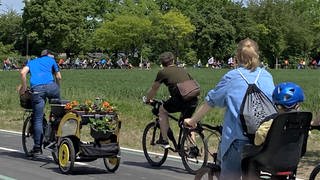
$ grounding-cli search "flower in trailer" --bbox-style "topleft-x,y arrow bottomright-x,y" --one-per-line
107,106 -> 114,112
65,99 -> 116,114
101,101 -> 116,113
64,100 -> 79,110
78,99 -> 94,112
65,103 -> 72,110
102,101 -> 110,108
85,100 -> 93,107
101,101 -> 110,111
71,100 -> 79,106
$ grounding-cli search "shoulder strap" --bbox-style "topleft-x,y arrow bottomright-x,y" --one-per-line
237,68 -> 262,85
254,68 -> 263,84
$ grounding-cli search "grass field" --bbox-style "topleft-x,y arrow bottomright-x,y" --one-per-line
0,67 -> 320,178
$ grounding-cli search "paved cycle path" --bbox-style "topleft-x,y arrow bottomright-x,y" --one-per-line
0,129 -> 194,180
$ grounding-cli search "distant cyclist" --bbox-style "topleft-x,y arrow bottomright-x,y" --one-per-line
19,49 -> 62,156
145,51 -> 198,148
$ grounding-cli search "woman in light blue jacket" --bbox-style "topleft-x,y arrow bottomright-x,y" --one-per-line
185,38 -> 275,179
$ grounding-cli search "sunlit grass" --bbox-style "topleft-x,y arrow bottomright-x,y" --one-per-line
1,68 -> 319,148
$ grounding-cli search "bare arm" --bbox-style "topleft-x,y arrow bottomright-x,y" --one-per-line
146,81 -> 161,102
19,66 -> 29,95
311,112 -> 320,126
184,101 -> 213,128
54,71 -> 62,86
254,120 -> 273,146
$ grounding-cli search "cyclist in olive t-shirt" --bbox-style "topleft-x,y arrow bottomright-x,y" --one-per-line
145,52 -> 198,148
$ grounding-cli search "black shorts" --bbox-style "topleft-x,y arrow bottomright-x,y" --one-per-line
163,96 -> 198,119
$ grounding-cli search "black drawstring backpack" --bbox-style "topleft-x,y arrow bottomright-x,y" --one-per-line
238,68 -> 278,143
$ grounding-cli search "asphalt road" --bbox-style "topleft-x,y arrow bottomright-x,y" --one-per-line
0,129 -> 195,180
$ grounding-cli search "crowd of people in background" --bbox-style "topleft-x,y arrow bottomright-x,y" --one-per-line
56,55 -> 135,70
281,58 -> 320,69
2,54 -> 320,71
2,58 -> 19,71
194,56 -> 320,70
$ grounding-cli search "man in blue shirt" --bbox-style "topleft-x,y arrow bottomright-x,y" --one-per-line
20,49 -> 62,156
184,38 -> 275,179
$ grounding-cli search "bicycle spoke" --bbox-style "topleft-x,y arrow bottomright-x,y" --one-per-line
181,129 -> 208,174
22,115 -> 34,156
142,122 -> 168,166
202,125 -> 221,164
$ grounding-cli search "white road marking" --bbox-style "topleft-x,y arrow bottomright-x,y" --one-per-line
0,146 -> 88,166
0,129 -> 305,179
0,174 -> 16,180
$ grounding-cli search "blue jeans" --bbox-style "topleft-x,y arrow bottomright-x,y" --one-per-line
31,82 -> 60,148
219,139 -> 250,180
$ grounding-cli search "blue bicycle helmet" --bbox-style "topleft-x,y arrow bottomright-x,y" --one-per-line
272,82 -> 304,108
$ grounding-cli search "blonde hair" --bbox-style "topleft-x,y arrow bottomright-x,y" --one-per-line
236,38 -> 260,71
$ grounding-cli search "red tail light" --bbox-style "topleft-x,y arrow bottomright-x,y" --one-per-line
276,171 -> 293,176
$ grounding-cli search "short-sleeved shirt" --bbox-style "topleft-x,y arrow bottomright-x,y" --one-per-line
27,55 -> 60,87
155,66 -> 190,97
205,67 -> 274,159
254,119 -> 274,146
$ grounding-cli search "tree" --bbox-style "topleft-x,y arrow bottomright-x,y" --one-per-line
292,0 -> 320,59
93,14 -> 153,60
0,42 -> 17,61
3,0 -> 318,68
179,0 -> 238,62
22,0 -> 91,56
247,0 -> 314,67
159,10 -> 195,58
0,11 -> 22,45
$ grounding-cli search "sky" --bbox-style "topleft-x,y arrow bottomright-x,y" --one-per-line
0,0 -> 24,14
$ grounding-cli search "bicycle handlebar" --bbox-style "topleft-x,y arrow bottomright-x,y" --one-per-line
142,96 -> 162,106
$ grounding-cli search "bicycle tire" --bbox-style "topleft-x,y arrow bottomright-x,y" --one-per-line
103,156 -> 120,172
201,124 -> 221,164
310,164 -> 320,180
194,166 -> 214,180
22,113 -> 49,157
58,137 -> 75,174
181,128 -> 208,174
142,121 -> 168,167
22,115 -> 33,157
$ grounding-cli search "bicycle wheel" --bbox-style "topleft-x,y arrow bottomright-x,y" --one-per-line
181,128 -> 208,174
202,124 -> 221,163
142,121 -> 168,167
103,156 -> 120,172
195,163 -> 220,180
22,113 -> 48,157
194,167 -> 214,180
22,115 -> 33,157
310,164 -> 320,180
58,137 -> 75,174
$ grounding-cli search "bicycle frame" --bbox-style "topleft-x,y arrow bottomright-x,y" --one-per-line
143,99 -> 210,174
22,99 -> 72,153
148,98 -> 197,153
154,114 -> 185,153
